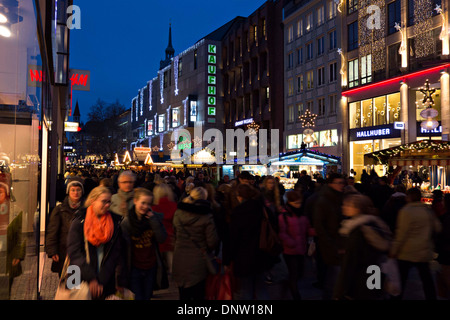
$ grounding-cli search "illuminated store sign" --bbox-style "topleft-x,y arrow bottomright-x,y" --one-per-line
235,118 -> 254,127
207,44 -> 216,118
350,124 -> 400,141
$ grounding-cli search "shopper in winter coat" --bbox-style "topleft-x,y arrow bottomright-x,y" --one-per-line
46,180 -> 85,275
66,186 -> 126,300
389,187 -> 442,300
334,194 -> 392,300
312,173 -> 345,300
121,188 -> 167,300
223,183 -> 278,300
381,184 -> 407,233
151,183 -> 177,275
110,171 -> 135,217
172,187 -> 219,300
278,190 -> 312,300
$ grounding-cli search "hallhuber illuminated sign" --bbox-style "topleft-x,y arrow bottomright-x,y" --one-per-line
356,128 -> 391,138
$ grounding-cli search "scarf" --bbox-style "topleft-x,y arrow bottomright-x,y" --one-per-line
84,205 -> 114,247
68,198 -> 81,209
128,207 -> 152,237
118,189 -> 134,217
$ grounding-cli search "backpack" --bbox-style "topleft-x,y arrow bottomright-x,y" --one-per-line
259,207 -> 283,257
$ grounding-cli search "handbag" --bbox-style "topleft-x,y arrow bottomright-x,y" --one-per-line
259,207 -> 283,257
380,257 -> 401,296
178,221 -> 219,275
54,235 -> 91,300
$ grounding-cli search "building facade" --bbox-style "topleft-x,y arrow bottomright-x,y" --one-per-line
282,0 -> 343,176
338,0 -> 450,180
129,23 -> 230,166
221,0 -> 285,158
0,0 -> 72,299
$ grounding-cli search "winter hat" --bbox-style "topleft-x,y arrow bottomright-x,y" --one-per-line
66,180 -> 84,195
0,182 -> 9,196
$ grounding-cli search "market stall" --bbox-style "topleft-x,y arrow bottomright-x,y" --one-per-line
364,140 -> 450,199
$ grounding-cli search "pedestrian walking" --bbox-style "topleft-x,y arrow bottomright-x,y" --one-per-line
66,186 -> 126,300
46,179 -> 85,276
223,183 -> 278,300
389,187 -> 442,300
172,187 -> 219,300
278,190 -> 311,300
121,188 -> 167,300
312,173 -> 345,300
152,183 -> 177,275
110,170 -> 136,217
334,194 -> 392,300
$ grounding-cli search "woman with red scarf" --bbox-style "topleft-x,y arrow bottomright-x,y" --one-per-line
67,186 -> 126,300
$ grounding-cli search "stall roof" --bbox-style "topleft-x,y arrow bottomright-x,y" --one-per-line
270,149 -> 341,166
364,140 -> 450,166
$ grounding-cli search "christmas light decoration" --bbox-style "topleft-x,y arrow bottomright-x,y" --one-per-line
359,0 -> 386,73
183,97 -> 188,126
193,136 -> 203,148
159,70 -> 164,104
144,153 -> 154,165
139,88 -> 144,116
174,56 -> 179,96
337,48 -> 346,86
247,121 -> 260,135
167,141 -> 175,151
123,151 -> 132,164
414,0 -> 433,58
334,0 -> 343,13
152,145 -> 160,153
435,4 -> 449,55
394,22 -> 408,68
299,109 -> 317,128
148,80 -> 153,111
160,133 -> 164,150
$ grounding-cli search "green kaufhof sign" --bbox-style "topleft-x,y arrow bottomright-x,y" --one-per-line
207,44 -> 216,118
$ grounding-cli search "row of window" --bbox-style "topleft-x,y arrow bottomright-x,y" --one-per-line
287,62 -> 338,95
287,0 -> 337,43
287,94 -> 338,123
287,30 -> 337,68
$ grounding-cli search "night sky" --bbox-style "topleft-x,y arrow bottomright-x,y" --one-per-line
70,0 -> 267,123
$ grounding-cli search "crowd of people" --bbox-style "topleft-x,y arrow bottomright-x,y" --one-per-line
44,167 -> 450,300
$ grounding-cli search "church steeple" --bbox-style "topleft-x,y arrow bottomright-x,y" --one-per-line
73,100 -> 80,123
165,23 -> 175,60
160,23 -> 175,70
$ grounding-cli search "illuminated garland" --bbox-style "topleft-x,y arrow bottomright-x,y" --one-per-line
174,56 -> 179,96
148,80 -> 153,111
159,70 -> 164,104
183,97 -> 188,126
359,0 -> 386,72
140,88 -> 144,116
130,98 -> 134,123
414,0 -> 433,58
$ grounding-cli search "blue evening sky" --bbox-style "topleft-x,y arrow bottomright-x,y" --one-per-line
70,0 -> 267,123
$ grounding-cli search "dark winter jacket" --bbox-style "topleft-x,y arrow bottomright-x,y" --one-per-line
66,208 -> 126,300
381,192 -> 407,233
224,197 -> 278,277
437,212 -> 450,265
312,185 -> 344,266
121,207 -> 167,289
172,200 -> 219,288
334,214 -> 392,300
45,197 -> 84,274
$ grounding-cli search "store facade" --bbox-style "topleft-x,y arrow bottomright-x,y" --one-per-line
0,0 -> 71,299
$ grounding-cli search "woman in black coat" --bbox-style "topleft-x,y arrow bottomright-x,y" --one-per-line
46,180 -> 84,275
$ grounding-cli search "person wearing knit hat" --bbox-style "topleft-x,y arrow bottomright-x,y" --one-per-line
45,178 -> 85,275
66,180 -> 84,195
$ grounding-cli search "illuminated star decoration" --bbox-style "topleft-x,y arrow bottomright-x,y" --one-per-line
247,121 -> 260,135
299,109 -> 317,128
167,142 -> 176,151
337,48 -> 345,76
192,136 -> 203,148
420,80 -> 436,106
152,145 -> 160,153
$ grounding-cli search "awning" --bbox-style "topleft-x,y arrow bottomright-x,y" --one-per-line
364,140 -> 450,166
270,148 -> 341,166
